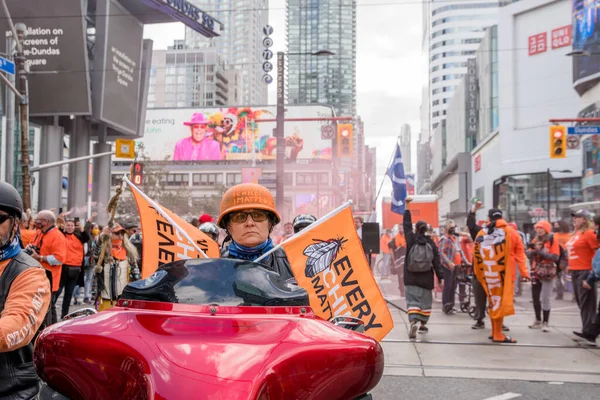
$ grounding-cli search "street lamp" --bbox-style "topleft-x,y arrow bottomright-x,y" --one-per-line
547,168 -> 572,221
275,49 -> 334,215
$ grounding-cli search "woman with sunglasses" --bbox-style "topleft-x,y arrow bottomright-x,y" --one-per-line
217,183 -> 293,280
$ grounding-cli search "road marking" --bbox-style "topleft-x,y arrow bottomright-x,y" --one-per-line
482,393 -> 522,400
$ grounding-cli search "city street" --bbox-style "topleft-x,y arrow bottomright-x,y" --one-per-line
373,277 -> 600,399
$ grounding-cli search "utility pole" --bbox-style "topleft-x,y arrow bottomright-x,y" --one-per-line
275,51 -> 285,214
4,35 -> 14,185
15,22 -> 30,210
1,0 -> 30,209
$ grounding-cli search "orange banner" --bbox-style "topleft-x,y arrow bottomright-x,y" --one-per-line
281,206 -> 393,341
130,187 -> 220,278
473,228 -> 515,319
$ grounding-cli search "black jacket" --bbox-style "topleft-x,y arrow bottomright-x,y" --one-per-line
466,211 -> 482,242
403,210 -> 443,290
221,246 -> 295,281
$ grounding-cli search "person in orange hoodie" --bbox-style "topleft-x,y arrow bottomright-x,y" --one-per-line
566,209 -> 598,337
526,220 -> 560,332
472,206 -> 530,343
27,210 -> 66,324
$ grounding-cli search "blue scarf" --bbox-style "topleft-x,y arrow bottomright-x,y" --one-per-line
228,238 -> 274,262
0,236 -> 21,262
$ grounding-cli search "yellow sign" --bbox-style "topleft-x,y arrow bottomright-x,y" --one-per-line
549,126 -> 566,159
115,139 -> 135,159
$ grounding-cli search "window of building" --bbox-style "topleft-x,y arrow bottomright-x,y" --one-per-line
226,173 -> 242,186
192,173 -> 224,186
166,173 -> 189,187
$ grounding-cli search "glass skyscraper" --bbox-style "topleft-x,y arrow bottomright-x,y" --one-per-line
286,0 -> 357,117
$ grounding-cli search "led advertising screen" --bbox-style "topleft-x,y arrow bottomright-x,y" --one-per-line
139,105 -> 334,161
0,0 -> 91,116
572,0 -> 600,94
93,0 -> 144,135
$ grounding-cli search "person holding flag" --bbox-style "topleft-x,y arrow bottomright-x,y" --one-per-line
217,183 -> 294,280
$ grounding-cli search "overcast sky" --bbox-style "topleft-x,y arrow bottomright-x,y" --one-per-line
144,0 -> 423,215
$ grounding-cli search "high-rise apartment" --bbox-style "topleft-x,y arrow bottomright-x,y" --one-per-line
185,0 -> 268,106
147,40 -> 235,108
286,0 -> 357,117
422,0 -> 499,133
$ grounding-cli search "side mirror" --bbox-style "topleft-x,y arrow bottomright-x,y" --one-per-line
62,308 -> 97,321
331,316 -> 365,333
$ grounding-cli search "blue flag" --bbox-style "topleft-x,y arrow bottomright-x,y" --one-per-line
386,143 -> 407,215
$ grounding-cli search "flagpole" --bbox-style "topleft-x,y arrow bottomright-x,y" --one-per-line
374,136 -> 400,203
123,176 -> 209,259
255,200 -> 353,263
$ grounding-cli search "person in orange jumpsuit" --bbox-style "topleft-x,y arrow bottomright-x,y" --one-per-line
473,206 -> 530,343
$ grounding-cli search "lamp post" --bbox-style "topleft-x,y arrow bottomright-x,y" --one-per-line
275,49 -> 334,214
547,168 -> 572,221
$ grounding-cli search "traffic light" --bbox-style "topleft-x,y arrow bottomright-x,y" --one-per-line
131,162 -> 144,185
549,126 -> 566,159
337,124 -> 353,159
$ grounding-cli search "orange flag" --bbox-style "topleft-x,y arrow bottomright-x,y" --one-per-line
129,183 -> 220,278
281,206 -> 393,341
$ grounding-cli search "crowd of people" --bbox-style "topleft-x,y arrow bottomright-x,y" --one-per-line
378,198 -> 600,346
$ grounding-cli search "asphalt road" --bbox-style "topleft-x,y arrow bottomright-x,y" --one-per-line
371,376 -> 599,400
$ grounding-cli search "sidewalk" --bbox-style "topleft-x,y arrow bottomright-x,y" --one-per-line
376,276 -> 600,384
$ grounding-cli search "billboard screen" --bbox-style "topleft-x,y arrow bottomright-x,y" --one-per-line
572,0 -> 600,94
0,0 -> 91,116
93,0 -> 144,135
139,106 -> 334,161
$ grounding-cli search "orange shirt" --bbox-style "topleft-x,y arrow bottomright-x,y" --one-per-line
380,234 -> 392,254
530,235 -> 560,271
566,229 -> 598,271
394,234 -> 406,248
553,232 -> 571,248
32,227 -> 67,292
63,233 -> 85,266
0,259 -> 51,352
20,229 -> 36,249
460,237 -> 474,264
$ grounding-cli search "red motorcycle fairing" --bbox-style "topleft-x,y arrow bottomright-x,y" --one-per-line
34,301 -> 384,400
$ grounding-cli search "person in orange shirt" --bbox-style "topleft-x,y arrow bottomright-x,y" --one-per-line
27,210 -> 67,324
379,229 -> 393,280
566,209 -> 599,337
0,182 -> 51,398
55,216 -> 91,319
18,209 -> 36,249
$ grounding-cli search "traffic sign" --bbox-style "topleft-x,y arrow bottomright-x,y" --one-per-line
568,126 -> 600,135
567,135 -> 580,150
263,37 -> 273,48
115,138 -> 135,159
0,56 -> 15,75
262,61 -> 273,73
262,74 -> 273,84
321,125 -> 335,139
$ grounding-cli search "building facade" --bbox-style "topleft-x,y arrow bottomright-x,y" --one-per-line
429,0 -> 583,232
286,0 -> 357,117
400,124 -> 412,174
148,42 -> 232,108
185,0 -> 269,106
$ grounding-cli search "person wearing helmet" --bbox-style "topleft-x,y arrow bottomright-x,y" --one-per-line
0,182 -> 51,399
218,183 -> 293,280
200,222 -> 220,243
293,214 -> 316,234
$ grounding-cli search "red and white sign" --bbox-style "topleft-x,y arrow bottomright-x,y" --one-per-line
529,32 -> 547,56
474,154 -> 482,172
551,25 -> 572,49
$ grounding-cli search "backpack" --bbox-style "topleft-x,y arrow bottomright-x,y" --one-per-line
407,241 -> 434,273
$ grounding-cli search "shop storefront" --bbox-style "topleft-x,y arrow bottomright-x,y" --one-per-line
494,173 -> 582,233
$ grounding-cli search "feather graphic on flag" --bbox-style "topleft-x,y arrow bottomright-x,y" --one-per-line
386,141 -> 407,214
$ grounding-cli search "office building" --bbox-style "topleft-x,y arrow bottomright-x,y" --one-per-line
400,124 -> 412,174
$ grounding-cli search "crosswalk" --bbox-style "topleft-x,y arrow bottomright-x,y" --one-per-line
482,393 -> 522,400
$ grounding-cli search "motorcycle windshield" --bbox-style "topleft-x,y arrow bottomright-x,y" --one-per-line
121,258 -> 309,307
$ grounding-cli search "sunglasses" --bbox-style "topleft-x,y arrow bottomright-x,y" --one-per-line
0,215 -> 13,224
229,210 -> 269,224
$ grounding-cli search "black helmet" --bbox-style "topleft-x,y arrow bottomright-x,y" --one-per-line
0,182 -> 23,219
293,214 -> 316,233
